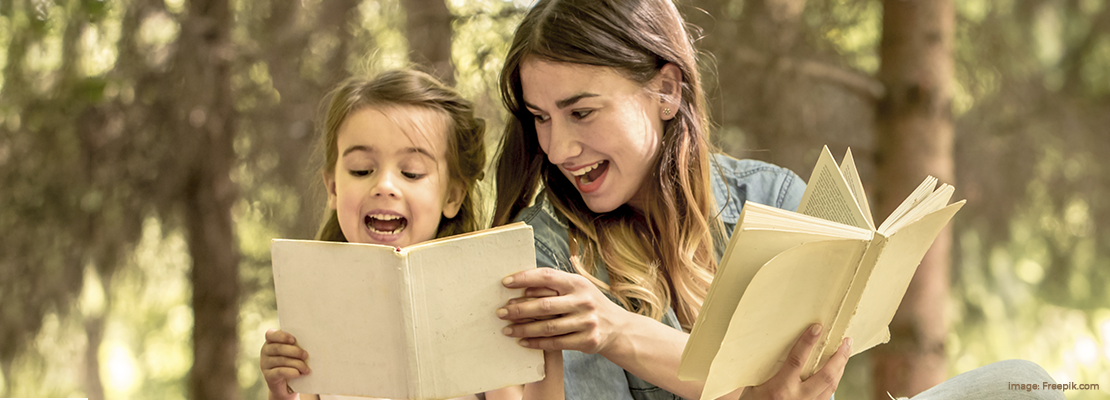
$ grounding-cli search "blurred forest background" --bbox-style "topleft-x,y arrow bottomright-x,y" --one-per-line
0,0 -> 1108,399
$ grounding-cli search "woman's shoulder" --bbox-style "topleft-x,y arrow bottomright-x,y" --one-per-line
512,192 -> 574,272
709,153 -> 807,224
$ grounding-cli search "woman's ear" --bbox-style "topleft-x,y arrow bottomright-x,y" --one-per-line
442,181 -> 465,219
657,63 -> 682,121
324,171 -> 338,210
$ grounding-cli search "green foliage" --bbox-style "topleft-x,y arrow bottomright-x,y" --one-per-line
4,0 -> 1110,399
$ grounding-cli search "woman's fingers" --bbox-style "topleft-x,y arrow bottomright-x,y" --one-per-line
807,337 -> 851,399
503,268 -> 580,294
783,324 -> 822,377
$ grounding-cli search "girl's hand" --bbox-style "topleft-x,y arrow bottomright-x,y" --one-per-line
739,324 -> 851,400
497,267 -> 632,356
260,329 -> 311,400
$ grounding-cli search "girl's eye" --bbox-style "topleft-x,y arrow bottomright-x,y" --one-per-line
532,113 -> 550,123
349,169 -> 371,177
402,171 -> 425,179
572,109 -> 594,119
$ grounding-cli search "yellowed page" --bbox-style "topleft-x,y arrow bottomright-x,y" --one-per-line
699,239 -> 869,400
797,146 -> 871,230
839,148 -> 875,230
843,201 -> 965,352
680,203 -> 872,380
876,176 -> 938,234
272,240 -> 410,399
271,223 -> 543,400
408,225 -> 545,399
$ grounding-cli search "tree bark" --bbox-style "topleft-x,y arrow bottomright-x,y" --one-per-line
401,0 -> 455,85
872,1 -> 955,398
174,0 -> 242,399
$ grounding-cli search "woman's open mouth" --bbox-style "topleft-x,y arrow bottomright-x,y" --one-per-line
571,160 -> 608,193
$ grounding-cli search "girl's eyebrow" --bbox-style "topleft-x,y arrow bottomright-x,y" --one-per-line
342,145 -> 374,157
524,93 -> 600,111
342,145 -> 434,160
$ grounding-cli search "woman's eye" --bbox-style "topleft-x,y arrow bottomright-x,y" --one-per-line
572,109 -> 593,119
349,169 -> 371,177
532,113 -> 550,123
402,171 -> 425,179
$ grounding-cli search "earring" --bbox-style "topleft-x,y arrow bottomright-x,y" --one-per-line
663,107 -> 671,116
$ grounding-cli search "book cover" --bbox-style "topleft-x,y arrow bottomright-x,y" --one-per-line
679,147 -> 965,400
271,222 -> 545,400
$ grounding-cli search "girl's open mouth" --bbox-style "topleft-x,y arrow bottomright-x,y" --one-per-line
365,213 -> 408,235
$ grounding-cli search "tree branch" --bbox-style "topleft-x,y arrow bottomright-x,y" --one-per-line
731,46 -> 886,101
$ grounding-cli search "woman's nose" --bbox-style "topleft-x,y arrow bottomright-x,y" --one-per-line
543,120 -> 581,165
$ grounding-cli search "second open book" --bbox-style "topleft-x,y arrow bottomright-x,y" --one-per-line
679,146 -> 965,400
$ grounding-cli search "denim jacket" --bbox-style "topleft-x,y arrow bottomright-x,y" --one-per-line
514,154 -> 806,400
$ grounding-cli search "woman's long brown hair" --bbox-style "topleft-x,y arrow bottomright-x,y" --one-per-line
492,0 -> 721,330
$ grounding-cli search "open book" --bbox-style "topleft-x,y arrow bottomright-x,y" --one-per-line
271,222 -> 545,400
678,146 -> 965,400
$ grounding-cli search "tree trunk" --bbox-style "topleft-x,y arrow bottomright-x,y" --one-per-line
401,0 -> 455,85
872,1 -> 955,398
174,0 -> 242,399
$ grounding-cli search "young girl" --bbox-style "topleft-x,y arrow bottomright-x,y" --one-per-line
491,1 -> 1060,400
260,69 -> 563,400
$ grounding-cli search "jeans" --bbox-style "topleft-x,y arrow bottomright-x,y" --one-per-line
900,359 -> 1066,400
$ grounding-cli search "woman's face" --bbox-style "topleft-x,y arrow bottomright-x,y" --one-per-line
520,59 -> 673,213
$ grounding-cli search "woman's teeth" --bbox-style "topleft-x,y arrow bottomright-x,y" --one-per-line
571,161 -> 606,185
570,161 -> 604,177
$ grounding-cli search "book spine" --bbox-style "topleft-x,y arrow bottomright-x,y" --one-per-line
808,234 -> 883,376
400,256 -> 425,399
822,234 -> 888,370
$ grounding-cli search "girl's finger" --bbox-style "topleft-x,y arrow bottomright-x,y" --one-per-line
260,355 -> 312,375
265,329 -> 297,345
261,342 -> 310,361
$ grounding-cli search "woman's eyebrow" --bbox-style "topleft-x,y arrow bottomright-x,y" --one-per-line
524,93 -> 600,111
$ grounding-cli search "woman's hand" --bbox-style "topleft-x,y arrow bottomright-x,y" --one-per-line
497,267 -> 632,356
260,329 -> 311,400
738,324 -> 851,400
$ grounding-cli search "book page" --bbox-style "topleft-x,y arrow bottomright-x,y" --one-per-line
797,146 -> 871,230
680,225 -> 866,380
698,239 -> 869,400
406,223 -> 545,399
839,148 -> 875,230
876,176 -> 938,234
843,201 -> 965,354
272,240 -> 410,399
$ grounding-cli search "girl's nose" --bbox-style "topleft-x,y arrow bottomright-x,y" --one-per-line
372,172 -> 400,198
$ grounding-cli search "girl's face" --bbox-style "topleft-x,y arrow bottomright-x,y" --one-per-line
325,105 -> 463,247
520,59 -> 675,213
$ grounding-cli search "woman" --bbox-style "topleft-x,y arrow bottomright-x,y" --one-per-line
491,0 -> 1063,400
